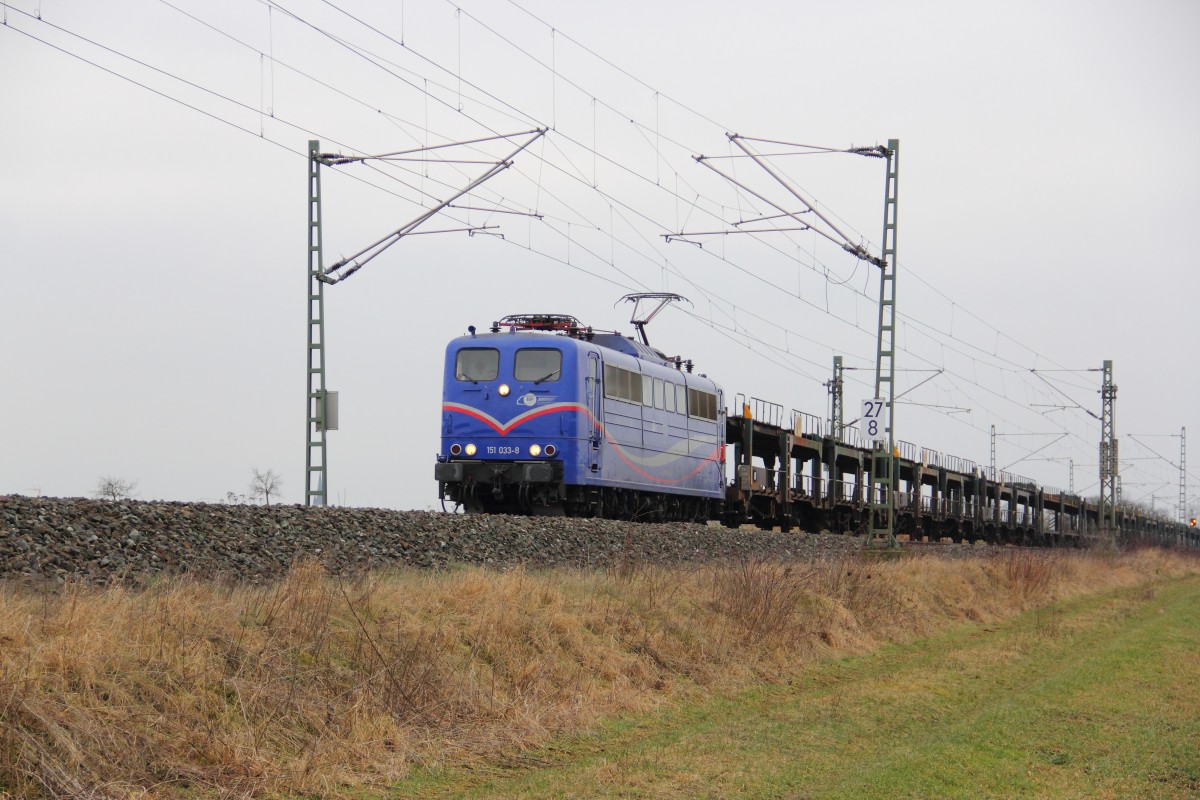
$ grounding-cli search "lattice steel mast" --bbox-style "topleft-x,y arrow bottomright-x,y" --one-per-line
302,130 -> 545,506
1181,426 -> 1187,526
676,135 -> 897,540
990,425 -> 997,478
306,140 -> 330,506
1099,359 -> 1118,532
868,140 -> 900,547
828,355 -> 844,441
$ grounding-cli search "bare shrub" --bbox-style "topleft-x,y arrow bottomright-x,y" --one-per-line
1003,550 -> 1060,603
608,556 -> 685,614
706,559 -> 814,645
812,551 -> 899,616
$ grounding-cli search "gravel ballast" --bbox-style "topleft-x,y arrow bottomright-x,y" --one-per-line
0,495 -> 890,585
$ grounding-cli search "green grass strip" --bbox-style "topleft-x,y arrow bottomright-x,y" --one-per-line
389,574 -> 1200,799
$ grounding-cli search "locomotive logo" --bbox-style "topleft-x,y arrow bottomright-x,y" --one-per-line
517,393 -> 555,407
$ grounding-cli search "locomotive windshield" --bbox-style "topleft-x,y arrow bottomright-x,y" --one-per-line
514,348 -> 562,383
455,348 -> 499,382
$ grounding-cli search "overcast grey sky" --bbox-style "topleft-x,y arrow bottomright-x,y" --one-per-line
2,0 -> 1198,516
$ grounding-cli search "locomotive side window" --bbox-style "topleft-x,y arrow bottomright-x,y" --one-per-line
456,348 -> 499,382
676,384 -> 688,415
602,364 -> 646,404
641,375 -> 653,407
515,348 -> 562,383
630,370 -> 643,404
653,378 -> 665,410
687,388 -> 719,421
664,381 -> 676,413
603,364 -> 629,401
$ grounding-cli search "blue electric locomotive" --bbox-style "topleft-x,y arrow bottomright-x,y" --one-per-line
434,314 -> 725,520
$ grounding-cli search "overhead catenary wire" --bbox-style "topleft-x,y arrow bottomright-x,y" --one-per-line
1,4 -> 495,217
14,0 -> 1091,399
2,1 -> 1160,488
227,0 -> 1084,425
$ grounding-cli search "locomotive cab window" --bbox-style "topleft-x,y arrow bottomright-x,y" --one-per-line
515,348 -> 562,383
455,348 -> 499,382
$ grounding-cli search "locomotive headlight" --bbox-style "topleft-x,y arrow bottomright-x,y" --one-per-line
498,384 -> 510,396
465,443 -> 477,456
450,443 -> 462,456
529,444 -> 542,457
544,444 -> 557,457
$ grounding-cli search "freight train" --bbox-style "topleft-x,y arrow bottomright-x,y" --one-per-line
434,313 -> 1198,548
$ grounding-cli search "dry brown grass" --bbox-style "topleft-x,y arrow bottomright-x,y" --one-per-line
0,547 -> 1195,799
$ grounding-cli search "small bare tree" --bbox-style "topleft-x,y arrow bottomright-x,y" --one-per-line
249,468 -> 283,507
94,476 -> 137,501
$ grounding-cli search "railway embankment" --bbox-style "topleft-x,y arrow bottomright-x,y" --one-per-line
3,494 -> 1197,798
1,494 -> 876,584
